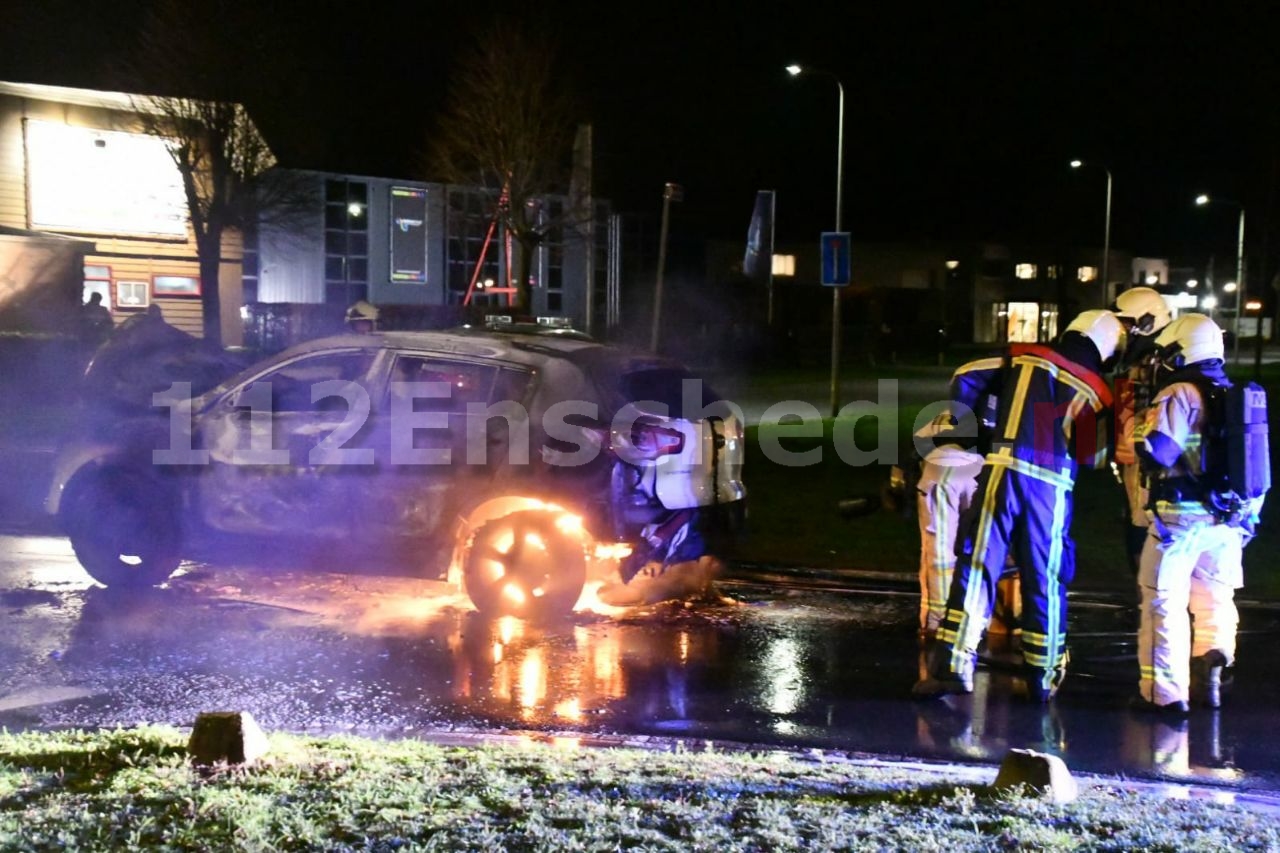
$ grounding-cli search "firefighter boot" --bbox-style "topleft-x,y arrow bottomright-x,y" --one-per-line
911,642 -> 974,699
1019,650 -> 1070,703
1190,650 -> 1229,709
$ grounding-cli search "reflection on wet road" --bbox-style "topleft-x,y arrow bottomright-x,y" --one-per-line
3,532 -> 1280,795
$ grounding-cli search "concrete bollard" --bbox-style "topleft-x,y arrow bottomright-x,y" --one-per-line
188,711 -> 271,766
993,748 -> 1078,804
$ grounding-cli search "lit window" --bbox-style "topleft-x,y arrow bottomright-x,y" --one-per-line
1077,266 -> 1098,282
1046,265 -> 1060,279
1015,263 -> 1037,280
772,254 -> 796,277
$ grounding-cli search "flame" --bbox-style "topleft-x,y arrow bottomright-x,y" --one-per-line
593,542 -> 633,561
554,699 -> 583,722
573,580 -> 630,616
555,513 -> 585,535
503,583 -> 527,605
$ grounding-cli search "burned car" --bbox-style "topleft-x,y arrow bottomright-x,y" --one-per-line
46,326 -> 746,618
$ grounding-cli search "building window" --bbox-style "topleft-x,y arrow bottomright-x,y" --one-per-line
993,301 -> 1057,342
242,222 -> 260,303
1077,266 -> 1098,283
115,280 -> 150,309
445,188 -> 503,306
84,264 -> 112,308
324,179 -> 369,305
1015,263 -> 1037,280
1046,265 -> 1061,280
539,199 -> 565,314
772,255 -> 796,277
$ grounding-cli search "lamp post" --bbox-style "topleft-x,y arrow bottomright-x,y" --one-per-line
787,63 -> 846,418
1069,160 -> 1113,304
650,181 -> 683,352
1195,194 -> 1246,364
1247,299 -> 1265,381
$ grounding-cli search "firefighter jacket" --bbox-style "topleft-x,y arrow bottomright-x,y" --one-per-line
950,334 -> 1113,483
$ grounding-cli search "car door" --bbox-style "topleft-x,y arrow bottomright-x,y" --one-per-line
195,348 -> 379,536
357,352 -> 534,543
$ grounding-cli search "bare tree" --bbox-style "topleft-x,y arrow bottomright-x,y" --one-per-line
428,21 -> 587,312
120,0 -> 308,347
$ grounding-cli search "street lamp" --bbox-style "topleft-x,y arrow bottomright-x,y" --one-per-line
650,182 -> 683,352
1195,194 -> 1247,364
1070,159 -> 1113,303
787,63 -> 846,418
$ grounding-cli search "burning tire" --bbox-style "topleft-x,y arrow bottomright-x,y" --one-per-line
462,509 -> 586,619
61,469 -> 181,588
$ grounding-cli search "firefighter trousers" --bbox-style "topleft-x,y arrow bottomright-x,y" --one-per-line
917,458 -> 1021,635
1137,511 -> 1242,706
935,462 -> 1074,691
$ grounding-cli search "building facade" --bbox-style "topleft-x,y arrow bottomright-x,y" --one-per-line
251,169 -> 619,336
0,81 -> 255,342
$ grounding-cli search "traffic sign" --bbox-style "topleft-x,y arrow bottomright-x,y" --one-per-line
821,232 -> 851,286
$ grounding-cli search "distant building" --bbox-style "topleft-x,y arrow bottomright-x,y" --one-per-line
705,237 -> 1139,358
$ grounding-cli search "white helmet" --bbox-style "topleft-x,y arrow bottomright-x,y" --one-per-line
1112,286 -> 1172,336
1065,309 -> 1126,367
1153,313 -> 1224,368
344,299 -> 380,331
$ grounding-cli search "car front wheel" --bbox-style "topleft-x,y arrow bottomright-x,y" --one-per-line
62,468 -> 181,588
462,510 -> 586,619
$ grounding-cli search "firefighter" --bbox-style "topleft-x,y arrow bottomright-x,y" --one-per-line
913,310 -> 1123,702
1111,287 -> 1173,576
1133,313 -> 1267,713
915,374 -> 1020,647
345,299 -> 380,333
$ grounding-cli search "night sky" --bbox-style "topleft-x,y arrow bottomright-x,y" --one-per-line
3,2 -> 1278,263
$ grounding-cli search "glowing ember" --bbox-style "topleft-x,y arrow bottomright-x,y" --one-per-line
524,533 -> 546,551
503,583 -> 526,605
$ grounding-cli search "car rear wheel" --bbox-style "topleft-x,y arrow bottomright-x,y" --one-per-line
463,510 -> 586,619
62,469 -> 181,588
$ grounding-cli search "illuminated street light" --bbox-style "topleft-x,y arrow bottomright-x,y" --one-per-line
1224,281 -> 1238,293
1187,279 -> 1198,288
945,259 -> 959,270
1194,193 -> 1247,363
787,62 -> 846,417
1202,295 -> 1219,310
1145,274 -> 1159,285
1070,159 -> 1113,302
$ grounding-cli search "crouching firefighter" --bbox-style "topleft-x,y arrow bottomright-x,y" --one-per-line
913,310 -> 1123,702
1133,313 -> 1270,713
913,371 -> 1021,647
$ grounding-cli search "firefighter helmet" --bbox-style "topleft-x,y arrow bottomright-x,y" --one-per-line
1112,286 -> 1172,336
1065,309 -> 1126,367
1153,312 -> 1225,368
344,300 -> 380,332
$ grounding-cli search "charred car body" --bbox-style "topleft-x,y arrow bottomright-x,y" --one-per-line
47,326 -> 746,617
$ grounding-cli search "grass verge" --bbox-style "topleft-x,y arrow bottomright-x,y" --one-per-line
1,727 -> 1277,851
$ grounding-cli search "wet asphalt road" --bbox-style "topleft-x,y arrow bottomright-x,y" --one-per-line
3,529 -> 1280,797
